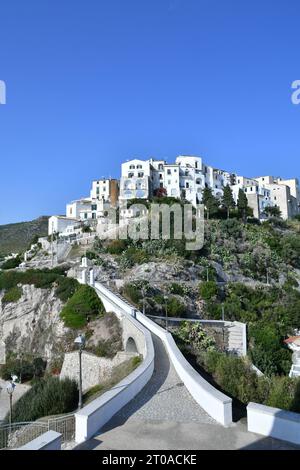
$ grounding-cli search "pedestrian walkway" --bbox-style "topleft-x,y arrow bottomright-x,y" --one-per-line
76,334 -> 298,450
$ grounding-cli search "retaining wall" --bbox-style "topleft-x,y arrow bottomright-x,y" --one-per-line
247,402 -> 300,446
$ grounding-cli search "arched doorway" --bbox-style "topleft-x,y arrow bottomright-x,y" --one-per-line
126,337 -> 138,353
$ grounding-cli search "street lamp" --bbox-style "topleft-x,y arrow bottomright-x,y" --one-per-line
164,295 -> 168,331
6,379 -> 16,431
74,334 -> 85,410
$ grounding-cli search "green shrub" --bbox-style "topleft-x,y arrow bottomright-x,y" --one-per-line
60,285 -> 105,328
199,281 -> 219,300
4,377 -> 78,423
2,286 -> 22,304
166,297 -> 185,317
123,283 -> 141,305
0,356 -> 46,382
266,376 -> 297,411
168,283 -> 187,296
106,239 -> 128,255
55,277 -> 79,302
1,256 -> 22,270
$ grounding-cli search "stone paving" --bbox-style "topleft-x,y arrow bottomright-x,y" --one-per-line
76,333 -> 299,450
113,334 -> 216,425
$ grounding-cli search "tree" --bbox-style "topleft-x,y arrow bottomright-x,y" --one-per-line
202,188 -> 219,220
222,185 -> 235,219
237,188 -> 248,222
264,206 -> 282,218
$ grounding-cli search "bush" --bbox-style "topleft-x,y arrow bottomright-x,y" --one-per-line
106,239 -> 128,255
4,377 -> 78,423
166,297 -> 185,317
123,283 -> 141,305
60,285 -> 105,328
55,277 -> 79,302
1,256 -> 22,270
2,286 -> 22,304
199,281 -> 219,300
0,356 -> 46,382
168,283 -> 187,296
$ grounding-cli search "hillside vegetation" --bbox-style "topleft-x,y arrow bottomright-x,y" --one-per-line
0,216 -> 49,256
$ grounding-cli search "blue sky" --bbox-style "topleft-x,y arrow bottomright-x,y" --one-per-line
0,0 -> 299,224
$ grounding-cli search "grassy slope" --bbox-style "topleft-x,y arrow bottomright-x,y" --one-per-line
0,216 -> 49,256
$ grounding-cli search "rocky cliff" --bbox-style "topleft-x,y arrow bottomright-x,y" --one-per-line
0,284 -> 67,363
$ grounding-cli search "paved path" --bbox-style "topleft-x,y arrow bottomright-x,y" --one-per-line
76,335 -> 298,450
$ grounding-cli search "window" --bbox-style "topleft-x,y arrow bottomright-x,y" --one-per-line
159,173 -> 163,179
138,172 -> 144,177
137,165 -> 142,169
168,180 -> 171,185
128,172 -> 134,178
84,213 -> 87,219
92,213 -> 96,219
91,204 -> 97,211
129,165 -> 135,169
96,187 -> 99,194
160,182 -> 164,188
186,182 -> 189,188
158,164 -> 163,170
195,162 -> 198,168
167,169 -> 171,175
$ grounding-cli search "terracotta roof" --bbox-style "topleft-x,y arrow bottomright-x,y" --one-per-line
284,336 -> 300,344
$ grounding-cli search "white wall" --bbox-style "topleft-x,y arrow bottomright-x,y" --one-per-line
18,431 -> 62,450
247,402 -> 300,445
74,312 -> 154,443
136,311 -> 232,426
92,281 -> 233,427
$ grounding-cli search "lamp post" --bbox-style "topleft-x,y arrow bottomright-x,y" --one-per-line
74,334 -> 85,410
164,295 -> 168,331
141,285 -> 146,316
6,380 -> 16,432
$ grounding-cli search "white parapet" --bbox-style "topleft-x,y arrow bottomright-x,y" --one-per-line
136,311 -> 233,426
247,402 -> 300,445
74,311 -> 154,443
17,431 -> 62,450
93,281 -> 233,427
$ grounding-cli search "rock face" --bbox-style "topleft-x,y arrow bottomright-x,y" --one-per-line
0,285 -> 67,362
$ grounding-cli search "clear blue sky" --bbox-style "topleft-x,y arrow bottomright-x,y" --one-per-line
0,0 -> 299,224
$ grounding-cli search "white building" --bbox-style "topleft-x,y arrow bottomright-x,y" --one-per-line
254,176 -> 300,219
48,215 -> 80,236
119,155 -> 236,208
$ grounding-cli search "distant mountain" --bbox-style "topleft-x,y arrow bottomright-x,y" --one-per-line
0,216 -> 49,256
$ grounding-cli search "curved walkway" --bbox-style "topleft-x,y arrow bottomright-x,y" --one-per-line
76,334 -> 297,450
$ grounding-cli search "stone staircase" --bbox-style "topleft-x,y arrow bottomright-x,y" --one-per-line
227,323 -> 245,356
289,351 -> 300,378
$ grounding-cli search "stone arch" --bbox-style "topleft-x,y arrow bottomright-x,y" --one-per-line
126,337 -> 138,353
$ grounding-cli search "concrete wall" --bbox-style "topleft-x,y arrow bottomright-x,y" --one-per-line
247,402 -> 300,445
74,313 -> 154,443
18,431 -> 62,450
